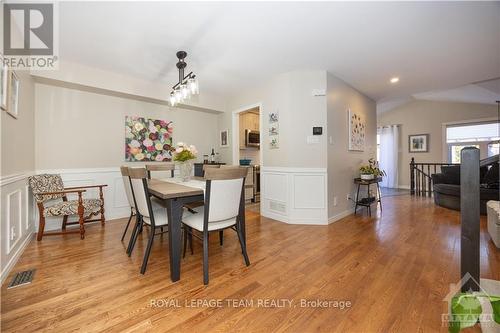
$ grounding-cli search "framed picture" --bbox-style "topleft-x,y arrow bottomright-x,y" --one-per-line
0,55 -> 7,110
269,123 -> 279,136
220,129 -> 229,147
269,111 -> 279,123
408,134 -> 429,153
125,116 -> 173,161
269,136 -> 279,149
348,109 -> 365,151
6,71 -> 19,119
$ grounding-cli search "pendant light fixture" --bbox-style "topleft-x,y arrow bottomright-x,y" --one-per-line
169,51 -> 199,106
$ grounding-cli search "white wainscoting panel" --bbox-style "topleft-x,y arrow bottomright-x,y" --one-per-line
1,173 -> 36,283
36,168 -> 131,231
261,167 -> 328,225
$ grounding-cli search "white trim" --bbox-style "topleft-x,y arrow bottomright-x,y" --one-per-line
0,172 -> 32,187
261,166 -> 327,173
6,189 -> 23,253
231,102 -> 264,166
36,167 -> 120,175
328,208 -> 355,224
0,233 -> 34,284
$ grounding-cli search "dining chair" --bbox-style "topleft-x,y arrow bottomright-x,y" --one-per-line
182,166 -> 250,285
28,174 -> 107,240
127,167 -> 169,274
146,163 -> 175,179
184,163 -> 223,244
120,166 -> 136,241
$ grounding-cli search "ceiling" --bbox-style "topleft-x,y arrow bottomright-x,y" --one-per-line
59,2 -> 500,103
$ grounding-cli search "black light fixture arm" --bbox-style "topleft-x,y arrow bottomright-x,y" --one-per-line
172,71 -> 195,90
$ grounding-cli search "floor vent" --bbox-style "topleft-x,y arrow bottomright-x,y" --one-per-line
7,269 -> 36,289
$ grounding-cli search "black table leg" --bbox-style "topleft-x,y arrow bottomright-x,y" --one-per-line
166,198 -> 183,282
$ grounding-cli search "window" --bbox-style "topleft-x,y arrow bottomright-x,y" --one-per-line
376,134 -> 380,161
446,121 -> 500,163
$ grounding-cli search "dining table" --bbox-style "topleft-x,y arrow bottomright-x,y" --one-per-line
147,176 -> 246,282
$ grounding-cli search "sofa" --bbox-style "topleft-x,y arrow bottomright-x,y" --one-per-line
486,201 -> 500,248
431,164 -> 499,215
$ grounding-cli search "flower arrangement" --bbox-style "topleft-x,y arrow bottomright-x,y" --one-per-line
173,142 -> 198,162
359,158 -> 386,179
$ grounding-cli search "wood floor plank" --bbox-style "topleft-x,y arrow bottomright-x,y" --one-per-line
1,195 -> 498,332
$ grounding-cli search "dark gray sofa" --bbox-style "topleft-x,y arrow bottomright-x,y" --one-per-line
431,164 -> 499,215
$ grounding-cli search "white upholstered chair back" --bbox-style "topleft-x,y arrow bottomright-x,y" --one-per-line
120,166 -> 135,210
204,167 -> 248,223
128,168 -> 152,219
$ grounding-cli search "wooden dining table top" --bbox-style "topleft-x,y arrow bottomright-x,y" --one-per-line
148,177 -> 205,200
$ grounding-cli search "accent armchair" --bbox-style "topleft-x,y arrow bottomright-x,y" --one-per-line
28,174 -> 107,241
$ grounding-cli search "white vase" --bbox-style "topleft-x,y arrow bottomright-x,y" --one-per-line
361,174 -> 374,180
177,160 -> 193,182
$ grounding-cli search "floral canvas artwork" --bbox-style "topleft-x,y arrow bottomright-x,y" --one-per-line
125,116 -> 173,162
348,109 -> 365,151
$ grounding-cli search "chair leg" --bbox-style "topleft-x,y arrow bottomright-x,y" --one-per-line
140,229 -> 155,274
78,211 -> 85,240
219,230 -> 224,246
37,216 -> 46,241
100,190 -> 105,226
203,231 -> 209,285
121,212 -> 134,241
189,227 -> 193,254
127,215 -> 141,256
236,226 -> 250,266
62,215 -> 68,230
183,225 -> 188,258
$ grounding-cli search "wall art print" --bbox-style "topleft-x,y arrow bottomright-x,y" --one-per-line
125,116 -> 173,162
348,109 -> 365,151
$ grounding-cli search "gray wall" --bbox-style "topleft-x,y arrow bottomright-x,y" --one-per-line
327,73 -> 377,218
220,70 -> 328,168
34,83 -> 219,169
378,100 -> 497,187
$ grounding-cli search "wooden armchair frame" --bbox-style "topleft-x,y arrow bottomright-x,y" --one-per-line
36,184 -> 107,241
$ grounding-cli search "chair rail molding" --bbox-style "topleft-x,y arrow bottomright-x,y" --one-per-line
261,166 -> 328,225
35,167 -> 132,231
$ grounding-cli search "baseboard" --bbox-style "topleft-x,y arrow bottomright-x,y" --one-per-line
0,231 -> 34,284
328,208 -> 355,224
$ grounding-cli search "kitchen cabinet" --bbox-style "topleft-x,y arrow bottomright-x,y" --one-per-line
239,112 -> 259,149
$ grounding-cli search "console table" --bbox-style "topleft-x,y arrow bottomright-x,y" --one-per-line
354,177 -> 382,217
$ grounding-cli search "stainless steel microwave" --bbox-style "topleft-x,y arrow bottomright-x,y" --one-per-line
245,129 -> 260,148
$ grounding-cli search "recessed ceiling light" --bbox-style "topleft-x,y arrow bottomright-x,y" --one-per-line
390,77 -> 399,84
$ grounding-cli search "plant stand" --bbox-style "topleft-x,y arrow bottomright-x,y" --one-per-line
354,177 -> 382,217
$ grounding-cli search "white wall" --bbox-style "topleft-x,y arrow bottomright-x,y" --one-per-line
221,71 -> 329,224
1,64 -> 37,281
35,83 -> 219,169
327,73 -> 377,220
34,82 -> 220,230
378,100 -> 497,187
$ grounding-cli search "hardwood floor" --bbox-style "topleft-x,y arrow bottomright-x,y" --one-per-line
1,195 -> 498,332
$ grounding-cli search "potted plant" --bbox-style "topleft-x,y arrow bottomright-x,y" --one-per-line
173,142 -> 198,182
359,158 -> 386,180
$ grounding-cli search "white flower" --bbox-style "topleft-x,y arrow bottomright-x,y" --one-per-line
175,147 -> 183,153
177,142 -> 184,147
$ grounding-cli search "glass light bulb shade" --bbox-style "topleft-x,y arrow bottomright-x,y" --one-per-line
188,78 -> 199,95
181,84 -> 189,99
169,93 -> 176,106
174,89 -> 183,103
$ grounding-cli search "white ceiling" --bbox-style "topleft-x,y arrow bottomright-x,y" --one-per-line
59,2 -> 500,102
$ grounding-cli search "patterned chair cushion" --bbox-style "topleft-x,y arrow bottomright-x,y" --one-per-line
28,174 -> 65,202
44,198 -> 103,217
